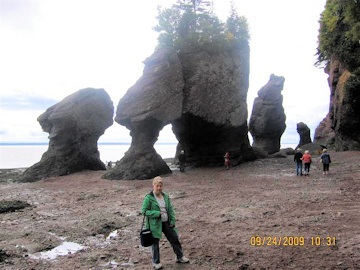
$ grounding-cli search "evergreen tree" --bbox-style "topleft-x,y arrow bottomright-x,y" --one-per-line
153,7 -> 181,48
316,0 -> 360,71
226,1 -> 250,44
153,0 -> 249,51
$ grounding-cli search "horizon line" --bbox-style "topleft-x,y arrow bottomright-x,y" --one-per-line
0,142 -> 179,146
0,142 -> 298,146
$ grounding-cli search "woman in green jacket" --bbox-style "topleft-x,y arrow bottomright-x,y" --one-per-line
141,176 -> 189,269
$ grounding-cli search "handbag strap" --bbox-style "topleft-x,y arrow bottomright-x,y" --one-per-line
140,213 -> 150,231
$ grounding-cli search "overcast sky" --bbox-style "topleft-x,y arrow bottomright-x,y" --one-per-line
0,0 -> 329,145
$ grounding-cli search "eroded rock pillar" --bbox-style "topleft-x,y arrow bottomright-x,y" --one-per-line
249,74 -> 286,155
21,88 -> 114,182
103,48 -> 184,180
104,119 -> 171,180
296,122 -> 312,149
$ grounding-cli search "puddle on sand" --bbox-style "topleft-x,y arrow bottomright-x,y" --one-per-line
29,242 -> 85,260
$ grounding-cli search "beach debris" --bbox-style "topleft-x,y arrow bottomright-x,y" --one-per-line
0,200 -> 31,214
169,191 -> 187,199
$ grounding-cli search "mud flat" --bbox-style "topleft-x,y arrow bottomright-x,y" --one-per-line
1,151 -> 360,269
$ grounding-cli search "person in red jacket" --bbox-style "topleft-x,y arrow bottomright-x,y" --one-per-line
301,150 -> 312,176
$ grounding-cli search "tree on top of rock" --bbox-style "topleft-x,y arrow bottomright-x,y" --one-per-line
226,1 -> 249,45
316,0 -> 360,71
153,0 -> 249,51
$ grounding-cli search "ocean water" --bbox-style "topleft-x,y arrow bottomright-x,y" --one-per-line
0,143 -> 297,169
0,144 -> 177,169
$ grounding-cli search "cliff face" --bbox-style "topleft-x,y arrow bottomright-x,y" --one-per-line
314,114 -> 335,148
314,57 -> 360,150
105,44 -> 254,180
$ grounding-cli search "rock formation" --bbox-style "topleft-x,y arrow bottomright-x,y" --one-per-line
104,44 -> 255,180
314,57 -> 360,150
296,122 -> 312,149
172,46 -> 254,167
314,114 -> 335,148
297,142 -> 323,155
21,88 -> 114,182
103,48 -> 184,180
249,74 -> 286,155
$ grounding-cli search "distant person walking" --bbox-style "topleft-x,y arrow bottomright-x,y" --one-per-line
178,150 -> 186,172
320,149 -> 331,175
141,176 -> 189,269
224,152 -> 230,170
302,150 -> 312,176
294,149 -> 303,176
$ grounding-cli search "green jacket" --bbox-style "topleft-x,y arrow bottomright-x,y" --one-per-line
141,191 -> 177,239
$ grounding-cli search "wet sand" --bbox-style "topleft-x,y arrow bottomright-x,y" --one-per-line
1,151 -> 360,269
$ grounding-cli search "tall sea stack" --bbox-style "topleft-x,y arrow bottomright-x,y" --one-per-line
104,43 -> 255,180
249,74 -> 286,155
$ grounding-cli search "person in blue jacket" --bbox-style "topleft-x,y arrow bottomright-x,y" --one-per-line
320,149 -> 332,175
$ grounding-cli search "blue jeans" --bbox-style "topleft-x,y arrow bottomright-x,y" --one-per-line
151,221 -> 183,264
296,162 -> 303,175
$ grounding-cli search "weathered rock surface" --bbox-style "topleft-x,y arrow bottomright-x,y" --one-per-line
268,151 -> 287,158
103,48 -> 184,180
21,88 -> 114,182
104,119 -> 173,180
105,44 -> 255,180
172,46 -> 254,167
296,122 -> 312,149
314,56 -> 360,150
280,148 -> 295,155
249,74 -> 286,155
314,114 -> 335,149
298,142 -> 323,155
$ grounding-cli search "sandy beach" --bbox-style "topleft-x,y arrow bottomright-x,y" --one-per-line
1,151 -> 360,269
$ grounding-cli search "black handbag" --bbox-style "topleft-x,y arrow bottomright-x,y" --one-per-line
140,214 -> 153,247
